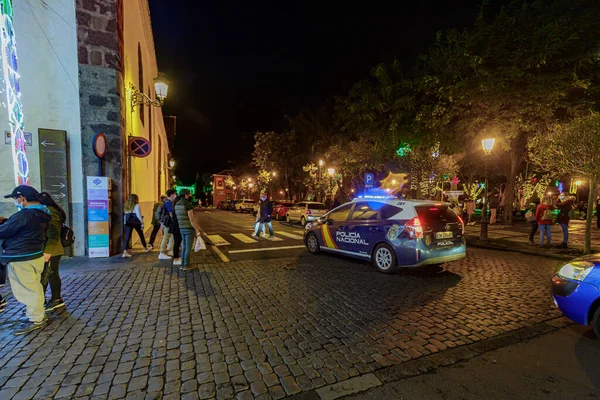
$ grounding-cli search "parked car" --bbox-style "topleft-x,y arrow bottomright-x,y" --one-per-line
236,199 -> 256,213
303,196 -> 466,273
220,199 -> 235,211
286,202 -> 328,226
216,201 -> 225,209
552,255 -> 600,337
273,201 -> 294,221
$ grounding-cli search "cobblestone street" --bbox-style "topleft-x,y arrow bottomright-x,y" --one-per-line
0,248 -> 563,399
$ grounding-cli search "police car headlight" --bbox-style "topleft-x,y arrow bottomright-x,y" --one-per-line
558,261 -> 594,282
305,223 -> 312,230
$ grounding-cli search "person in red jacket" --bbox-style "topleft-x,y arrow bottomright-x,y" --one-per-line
536,197 -> 554,247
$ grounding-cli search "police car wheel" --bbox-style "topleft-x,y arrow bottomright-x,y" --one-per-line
593,306 -> 600,338
373,244 -> 397,273
306,233 -> 320,254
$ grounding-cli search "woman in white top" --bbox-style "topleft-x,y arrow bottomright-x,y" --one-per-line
122,194 -> 150,257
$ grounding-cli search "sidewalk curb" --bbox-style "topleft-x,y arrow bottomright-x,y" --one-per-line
464,236 -> 579,261
289,317 -> 572,400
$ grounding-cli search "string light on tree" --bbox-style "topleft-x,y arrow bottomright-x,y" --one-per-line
1,0 -> 29,185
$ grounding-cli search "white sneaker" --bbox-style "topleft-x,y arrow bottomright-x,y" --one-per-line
122,252 -> 132,258
158,253 -> 172,260
173,259 -> 182,266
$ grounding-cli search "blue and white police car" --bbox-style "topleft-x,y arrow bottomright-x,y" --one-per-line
303,196 -> 466,273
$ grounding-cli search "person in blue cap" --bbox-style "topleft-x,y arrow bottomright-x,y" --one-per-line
0,185 -> 51,335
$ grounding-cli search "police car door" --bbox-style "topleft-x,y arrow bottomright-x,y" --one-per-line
321,204 -> 354,253
345,202 -> 383,256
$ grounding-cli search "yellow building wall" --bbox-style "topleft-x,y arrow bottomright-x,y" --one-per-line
122,0 -> 169,227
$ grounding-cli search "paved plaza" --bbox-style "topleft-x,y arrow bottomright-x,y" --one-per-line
0,248 -> 564,399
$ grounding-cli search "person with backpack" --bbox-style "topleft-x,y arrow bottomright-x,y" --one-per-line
122,194 -> 150,258
38,192 -> 67,311
148,195 -> 166,249
158,189 -> 177,260
174,189 -> 201,269
555,192 -> 574,248
536,196 -> 554,248
252,193 -> 274,238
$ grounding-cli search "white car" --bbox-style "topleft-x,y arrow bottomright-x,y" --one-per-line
286,202 -> 328,226
236,199 -> 256,213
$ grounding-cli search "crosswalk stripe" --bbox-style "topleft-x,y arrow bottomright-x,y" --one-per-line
228,245 -> 306,254
231,233 -> 257,244
276,231 -> 304,240
266,236 -> 283,241
206,234 -> 230,246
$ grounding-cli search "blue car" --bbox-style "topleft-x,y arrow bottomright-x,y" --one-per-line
303,196 -> 466,273
552,255 -> 600,336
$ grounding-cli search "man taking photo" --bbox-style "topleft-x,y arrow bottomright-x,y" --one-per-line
0,185 -> 51,335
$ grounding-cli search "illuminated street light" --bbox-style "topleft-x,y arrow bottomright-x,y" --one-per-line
391,179 -> 397,185
482,138 -> 495,155
272,171 -> 277,177
319,160 -> 324,167
327,168 -> 335,176
169,159 -> 175,168
247,177 -> 252,182
248,183 -> 253,188
480,138 -> 496,240
576,180 -> 582,186
285,188 -> 289,192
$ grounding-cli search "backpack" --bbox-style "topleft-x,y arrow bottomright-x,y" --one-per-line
160,200 -> 173,227
541,208 -> 554,221
61,224 -> 75,247
153,203 -> 163,222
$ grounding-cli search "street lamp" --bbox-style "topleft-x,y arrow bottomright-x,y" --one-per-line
480,138 -> 495,240
131,74 -> 170,109
576,180 -> 582,203
319,160 -> 324,167
169,159 -> 175,168
327,168 -> 335,176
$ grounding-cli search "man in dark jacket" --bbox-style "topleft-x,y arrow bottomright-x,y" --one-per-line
253,193 -> 274,238
1,186 -> 51,335
556,192 -> 574,248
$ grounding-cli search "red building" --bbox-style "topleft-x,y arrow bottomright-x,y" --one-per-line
211,170 -> 235,206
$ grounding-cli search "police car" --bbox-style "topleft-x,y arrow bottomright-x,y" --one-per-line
303,196 -> 466,273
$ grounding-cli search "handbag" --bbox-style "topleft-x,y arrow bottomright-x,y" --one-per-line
125,213 -> 142,228
194,235 -> 206,252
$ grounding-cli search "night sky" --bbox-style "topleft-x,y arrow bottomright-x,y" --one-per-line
148,0 -> 503,183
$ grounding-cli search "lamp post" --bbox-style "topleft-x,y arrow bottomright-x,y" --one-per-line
480,138 -> 495,240
131,74 -> 169,109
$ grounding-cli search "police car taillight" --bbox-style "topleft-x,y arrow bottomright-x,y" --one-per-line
406,217 -> 423,239
457,215 -> 465,234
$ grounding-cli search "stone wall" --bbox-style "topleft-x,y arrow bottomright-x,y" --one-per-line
77,0 -> 126,255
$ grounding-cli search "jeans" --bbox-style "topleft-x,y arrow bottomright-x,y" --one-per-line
149,224 -> 161,246
172,227 -> 182,259
254,221 -> 274,237
124,225 -> 147,250
529,222 -> 538,242
180,228 -> 195,266
540,224 -> 552,245
41,255 -> 62,301
559,223 -> 569,244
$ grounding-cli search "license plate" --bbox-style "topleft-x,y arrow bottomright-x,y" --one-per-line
435,231 -> 453,239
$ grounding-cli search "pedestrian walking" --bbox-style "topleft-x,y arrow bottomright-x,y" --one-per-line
38,192 -> 66,311
158,189 -> 177,260
0,185 -> 51,335
253,194 -> 274,238
489,191 -> 499,225
466,199 -> 476,225
536,196 -> 554,247
526,198 -> 540,245
555,192 -> 574,248
122,194 -> 150,257
148,195 -> 166,249
174,189 -> 201,270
